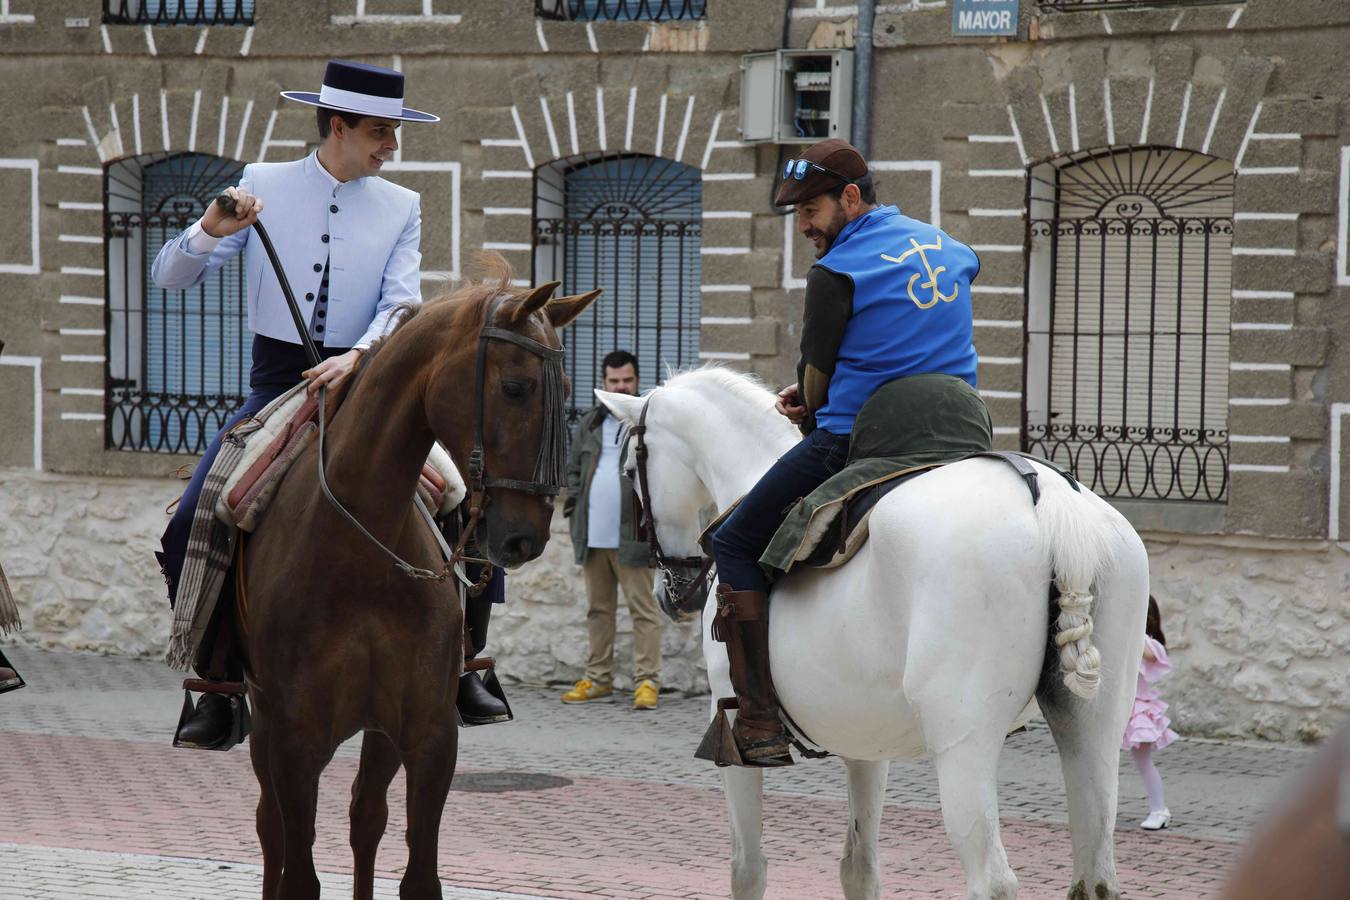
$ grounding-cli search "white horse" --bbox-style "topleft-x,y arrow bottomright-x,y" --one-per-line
597,368 -> 1150,900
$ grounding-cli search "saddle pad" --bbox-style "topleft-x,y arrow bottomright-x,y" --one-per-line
214,384 -> 467,532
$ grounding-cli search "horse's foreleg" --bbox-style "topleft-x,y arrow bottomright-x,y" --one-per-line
249,695 -> 283,900
350,730 -> 402,900
721,765 -> 767,900
268,724 -> 332,900
398,719 -> 458,900
928,731 -> 1018,900
839,758 -> 888,900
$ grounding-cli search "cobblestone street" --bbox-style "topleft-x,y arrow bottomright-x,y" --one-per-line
0,646 -> 1313,898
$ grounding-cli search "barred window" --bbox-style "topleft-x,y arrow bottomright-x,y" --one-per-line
534,154 -> 702,428
103,1 -> 255,26
106,153 -> 252,454
1022,146 -> 1234,502
1038,1 -> 1240,11
536,0 -> 706,22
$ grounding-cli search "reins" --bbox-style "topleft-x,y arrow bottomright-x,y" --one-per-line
630,396 -> 716,617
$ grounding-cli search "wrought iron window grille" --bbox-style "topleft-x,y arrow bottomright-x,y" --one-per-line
536,0 -> 707,23
533,153 -> 702,431
1021,145 -> 1235,503
103,1 -> 255,27
105,152 -> 252,454
1038,0 -> 1241,12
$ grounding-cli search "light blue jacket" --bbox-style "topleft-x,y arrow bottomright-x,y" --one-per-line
151,151 -> 422,350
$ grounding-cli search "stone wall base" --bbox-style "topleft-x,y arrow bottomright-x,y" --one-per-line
2,469 -> 1344,739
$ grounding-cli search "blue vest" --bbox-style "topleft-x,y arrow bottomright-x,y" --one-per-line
814,205 -> 980,435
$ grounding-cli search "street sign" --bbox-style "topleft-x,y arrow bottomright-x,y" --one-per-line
952,0 -> 1019,37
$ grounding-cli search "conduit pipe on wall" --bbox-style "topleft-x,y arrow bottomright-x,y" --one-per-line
852,0 -> 876,157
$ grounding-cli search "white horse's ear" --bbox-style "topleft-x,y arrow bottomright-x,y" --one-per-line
595,389 -> 643,425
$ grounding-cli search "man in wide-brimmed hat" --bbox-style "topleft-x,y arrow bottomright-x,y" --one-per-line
151,60 -> 509,748
706,139 -> 991,766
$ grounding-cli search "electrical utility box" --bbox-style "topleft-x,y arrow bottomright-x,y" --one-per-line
738,49 -> 854,144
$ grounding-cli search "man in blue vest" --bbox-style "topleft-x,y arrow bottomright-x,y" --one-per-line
152,60 -> 508,747
709,139 -> 983,765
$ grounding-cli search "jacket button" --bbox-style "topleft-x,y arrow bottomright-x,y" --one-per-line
305,292 -> 314,302
317,309 -> 326,319
315,324 -> 324,334
330,204 -> 339,214
313,263 -> 322,272
321,234 -> 330,243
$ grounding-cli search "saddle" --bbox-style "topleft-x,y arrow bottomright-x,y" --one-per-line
215,382 -> 466,532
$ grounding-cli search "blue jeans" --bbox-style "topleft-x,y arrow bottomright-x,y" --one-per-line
158,335 -> 348,607
711,427 -> 851,594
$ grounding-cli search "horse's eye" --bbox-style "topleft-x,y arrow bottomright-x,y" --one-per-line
502,380 -> 526,399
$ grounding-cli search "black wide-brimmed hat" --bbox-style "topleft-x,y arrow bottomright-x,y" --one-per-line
281,59 -> 439,123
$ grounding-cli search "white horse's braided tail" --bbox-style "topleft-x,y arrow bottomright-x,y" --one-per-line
1032,463 -> 1120,701
1055,587 -> 1101,699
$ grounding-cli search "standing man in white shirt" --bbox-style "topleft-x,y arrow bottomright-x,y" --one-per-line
147,60 -> 515,749
562,351 -> 663,710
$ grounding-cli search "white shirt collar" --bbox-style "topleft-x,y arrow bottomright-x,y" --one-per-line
307,150 -> 345,196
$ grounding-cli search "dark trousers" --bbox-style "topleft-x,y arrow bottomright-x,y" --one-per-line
159,335 -> 349,607
711,427 -> 850,594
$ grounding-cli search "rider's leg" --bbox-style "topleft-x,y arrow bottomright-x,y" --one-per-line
458,564 -> 511,724
710,427 -> 850,763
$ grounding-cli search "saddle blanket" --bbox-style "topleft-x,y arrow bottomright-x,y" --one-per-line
215,383 -> 465,531
167,382 -> 466,671
0,562 -> 19,635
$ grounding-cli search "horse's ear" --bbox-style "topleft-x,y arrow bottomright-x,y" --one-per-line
509,280 -> 560,323
595,388 -> 643,426
546,288 -> 601,330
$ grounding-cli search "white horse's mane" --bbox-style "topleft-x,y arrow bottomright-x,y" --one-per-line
660,366 -> 799,443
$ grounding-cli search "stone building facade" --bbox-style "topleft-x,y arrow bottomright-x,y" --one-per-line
0,0 -> 1345,740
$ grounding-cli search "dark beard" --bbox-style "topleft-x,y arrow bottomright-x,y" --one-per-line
813,206 -> 850,258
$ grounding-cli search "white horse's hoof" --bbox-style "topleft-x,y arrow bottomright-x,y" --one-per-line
1140,808 -> 1171,830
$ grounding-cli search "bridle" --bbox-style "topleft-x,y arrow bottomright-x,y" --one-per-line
317,294 -> 567,582
629,396 -> 716,619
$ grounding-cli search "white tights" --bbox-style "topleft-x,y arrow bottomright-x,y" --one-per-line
1131,745 -> 1167,812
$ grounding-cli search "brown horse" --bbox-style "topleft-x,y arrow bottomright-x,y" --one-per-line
240,258 -> 597,900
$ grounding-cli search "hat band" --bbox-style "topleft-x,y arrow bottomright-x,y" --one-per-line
318,84 -> 403,117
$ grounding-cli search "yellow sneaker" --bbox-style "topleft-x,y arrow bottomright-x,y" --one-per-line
633,679 -> 659,710
561,679 -> 613,704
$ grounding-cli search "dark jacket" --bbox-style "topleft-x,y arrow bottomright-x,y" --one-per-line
563,405 -> 649,567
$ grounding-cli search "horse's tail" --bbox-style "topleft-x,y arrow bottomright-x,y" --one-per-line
1031,467 -> 1123,700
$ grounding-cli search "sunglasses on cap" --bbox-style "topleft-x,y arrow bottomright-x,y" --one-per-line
783,158 -> 856,185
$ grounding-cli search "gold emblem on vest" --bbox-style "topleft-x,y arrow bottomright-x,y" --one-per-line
880,235 -> 958,309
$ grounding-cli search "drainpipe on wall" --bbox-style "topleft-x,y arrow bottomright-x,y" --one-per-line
851,0 -> 876,156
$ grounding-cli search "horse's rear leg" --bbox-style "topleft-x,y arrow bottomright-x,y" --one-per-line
839,758 -> 888,900
1037,571 -> 1146,900
249,695 -> 284,900
398,719 -> 458,900
722,765 -> 767,900
928,733 -> 1018,900
351,731 -> 402,900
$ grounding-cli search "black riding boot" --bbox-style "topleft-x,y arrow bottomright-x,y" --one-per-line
457,568 -> 512,726
173,572 -> 249,750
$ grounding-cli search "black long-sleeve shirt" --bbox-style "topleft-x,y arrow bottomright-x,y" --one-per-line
796,265 -> 854,434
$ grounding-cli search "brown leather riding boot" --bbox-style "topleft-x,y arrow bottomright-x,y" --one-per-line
714,584 -> 792,766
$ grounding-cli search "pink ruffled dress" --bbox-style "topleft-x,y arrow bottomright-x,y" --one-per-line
1121,635 -> 1179,750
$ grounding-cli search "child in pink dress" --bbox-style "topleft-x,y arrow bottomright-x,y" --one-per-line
1123,596 -> 1179,830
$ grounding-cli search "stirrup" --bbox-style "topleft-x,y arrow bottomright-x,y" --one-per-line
172,678 -> 251,751
0,648 -> 24,695
694,698 -> 793,768
456,657 -> 514,727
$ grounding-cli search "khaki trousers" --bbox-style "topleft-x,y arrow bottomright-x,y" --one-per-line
582,548 -> 661,686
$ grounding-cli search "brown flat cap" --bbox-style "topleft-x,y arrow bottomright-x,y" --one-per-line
774,138 -> 869,207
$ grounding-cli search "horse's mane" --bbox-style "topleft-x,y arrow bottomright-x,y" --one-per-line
661,366 -> 799,443
326,253 -> 518,413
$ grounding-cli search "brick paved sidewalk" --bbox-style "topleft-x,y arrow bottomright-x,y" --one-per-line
0,646 -> 1313,898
